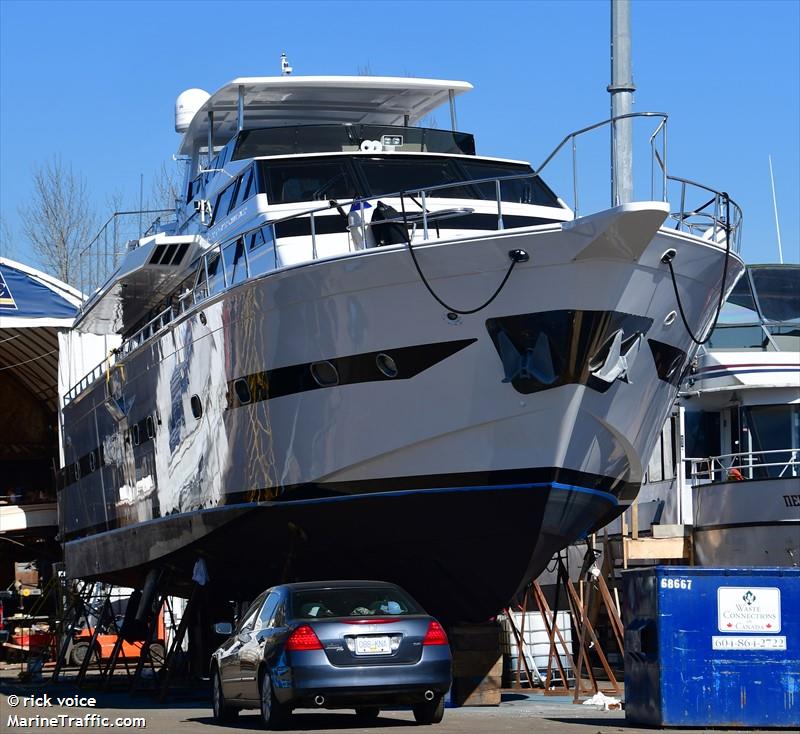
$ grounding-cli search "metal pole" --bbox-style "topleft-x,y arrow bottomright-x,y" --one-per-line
207,111 -> 214,168
448,89 -> 458,131
768,155 -> 784,264
609,0 -> 635,205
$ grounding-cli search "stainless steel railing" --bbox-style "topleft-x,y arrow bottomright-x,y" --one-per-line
687,448 -> 799,484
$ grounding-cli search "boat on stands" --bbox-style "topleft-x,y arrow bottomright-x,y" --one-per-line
58,74 -> 744,621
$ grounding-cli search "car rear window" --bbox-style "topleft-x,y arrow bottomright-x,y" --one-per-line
291,586 -> 421,619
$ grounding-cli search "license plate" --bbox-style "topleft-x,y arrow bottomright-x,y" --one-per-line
355,635 -> 391,655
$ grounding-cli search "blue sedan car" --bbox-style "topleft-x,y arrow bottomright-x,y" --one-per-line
211,580 -> 452,728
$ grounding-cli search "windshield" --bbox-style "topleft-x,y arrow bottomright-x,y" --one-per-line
290,586 -> 422,619
257,155 -> 562,207
750,266 -> 800,323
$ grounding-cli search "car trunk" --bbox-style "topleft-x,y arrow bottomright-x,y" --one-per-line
308,616 -> 431,667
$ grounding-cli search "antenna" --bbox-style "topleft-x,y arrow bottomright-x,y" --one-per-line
768,155 -> 784,264
281,52 -> 293,76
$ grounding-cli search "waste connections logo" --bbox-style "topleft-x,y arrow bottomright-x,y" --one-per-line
717,586 -> 781,633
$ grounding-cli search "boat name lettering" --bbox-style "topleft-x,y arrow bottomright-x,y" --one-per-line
783,494 -> 800,507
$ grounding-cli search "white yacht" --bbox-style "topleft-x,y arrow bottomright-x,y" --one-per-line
684,264 -> 799,566
58,75 -> 744,621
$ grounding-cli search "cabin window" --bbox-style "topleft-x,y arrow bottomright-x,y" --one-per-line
358,157 -> 473,199
261,159 -> 359,203
247,227 -> 276,277
190,395 -> 203,419
234,378 -> 252,405
146,416 -> 155,439
310,361 -> 339,387
749,267 -> 800,323
232,167 -> 255,209
212,181 -> 239,224
223,238 -> 248,287
458,161 -> 560,207
206,249 -> 225,296
717,273 -> 760,324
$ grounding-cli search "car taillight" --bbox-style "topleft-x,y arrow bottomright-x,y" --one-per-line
285,624 -> 323,651
422,620 -> 448,646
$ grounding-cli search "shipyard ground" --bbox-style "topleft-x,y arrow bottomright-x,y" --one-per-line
0,675 -> 778,733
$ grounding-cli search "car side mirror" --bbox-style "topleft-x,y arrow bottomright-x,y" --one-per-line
213,622 -> 233,635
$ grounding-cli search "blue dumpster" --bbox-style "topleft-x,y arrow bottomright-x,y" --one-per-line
622,566 -> 799,728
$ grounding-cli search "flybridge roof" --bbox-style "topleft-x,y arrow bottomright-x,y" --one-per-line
177,76 -> 473,155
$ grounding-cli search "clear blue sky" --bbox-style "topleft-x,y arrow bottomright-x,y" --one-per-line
1,0 -> 798,269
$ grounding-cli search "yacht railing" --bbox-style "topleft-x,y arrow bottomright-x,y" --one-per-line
231,112 -> 740,255
687,448 -> 799,484
77,208 -> 176,296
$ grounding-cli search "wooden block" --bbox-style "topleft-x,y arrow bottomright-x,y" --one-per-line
452,651 -> 502,677
451,674 -> 502,706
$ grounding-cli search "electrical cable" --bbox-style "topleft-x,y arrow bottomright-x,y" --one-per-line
400,195 -> 529,315
663,196 -> 733,346
0,347 -> 59,371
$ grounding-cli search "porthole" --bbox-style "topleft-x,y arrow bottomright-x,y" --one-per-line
310,361 -> 339,387
376,353 -> 398,378
199,311 -> 207,326
146,415 -> 155,439
132,424 -> 140,446
89,452 -> 96,472
234,378 -> 252,404
74,464 -> 81,481
190,394 -> 203,419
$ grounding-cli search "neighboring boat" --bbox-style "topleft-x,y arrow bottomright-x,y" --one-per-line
58,75 -> 744,622
683,264 -> 800,567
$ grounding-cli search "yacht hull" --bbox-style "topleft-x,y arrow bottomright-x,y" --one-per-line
60,204 -> 743,621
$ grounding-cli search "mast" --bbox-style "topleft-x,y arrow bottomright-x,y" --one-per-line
768,155 -> 784,264
609,0 -> 635,205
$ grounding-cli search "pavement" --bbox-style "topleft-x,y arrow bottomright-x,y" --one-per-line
0,673 -> 780,733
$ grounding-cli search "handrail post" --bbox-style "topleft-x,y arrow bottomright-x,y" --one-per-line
495,180 -> 504,230
662,120 -> 668,201
571,137 -> 579,217
310,211 -> 317,260
421,190 -> 429,240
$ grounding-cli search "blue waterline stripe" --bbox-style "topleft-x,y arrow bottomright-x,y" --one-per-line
274,481 -> 619,508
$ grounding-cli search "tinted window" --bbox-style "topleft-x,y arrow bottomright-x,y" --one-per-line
232,168 -> 255,209
291,586 -> 421,619
750,267 -> 800,323
358,157 -> 472,198
206,249 -> 224,296
262,159 -> 359,203
212,181 -> 238,223
238,594 -> 265,632
222,238 -> 247,286
458,161 -> 560,207
256,593 -> 280,631
719,274 -> 760,324
707,324 -> 767,350
247,227 -> 275,277
233,125 -> 476,159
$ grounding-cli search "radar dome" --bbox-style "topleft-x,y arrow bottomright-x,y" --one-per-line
175,88 -> 211,133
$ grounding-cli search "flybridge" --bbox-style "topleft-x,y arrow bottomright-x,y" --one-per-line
176,76 -> 473,158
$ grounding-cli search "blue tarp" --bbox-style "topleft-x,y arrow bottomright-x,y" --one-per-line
0,262 -> 77,319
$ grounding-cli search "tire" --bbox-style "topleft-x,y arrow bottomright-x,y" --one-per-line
70,642 -> 90,667
148,643 -> 166,666
412,695 -> 445,725
211,667 -> 238,723
259,667 -> 288,730
355,706 -> 380,721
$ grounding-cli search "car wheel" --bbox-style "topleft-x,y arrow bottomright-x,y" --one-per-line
355,706 -> 380,721
70,642 -> 90,667
412,694 -> 444,725
211,667 -> 238,723
259,667 -> 288,730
